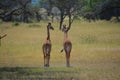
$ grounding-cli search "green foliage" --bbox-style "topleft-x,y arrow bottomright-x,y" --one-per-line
83,0 -> 105,11
0,0 -> 42,22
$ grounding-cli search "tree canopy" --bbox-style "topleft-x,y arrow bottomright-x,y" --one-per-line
0,0 -> 41,22
49,0 -> 86,30
0,0 -> 120,24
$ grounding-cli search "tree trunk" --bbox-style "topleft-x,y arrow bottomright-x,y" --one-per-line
68,13 -> 73,31
59,13 -> 64,30
89,0 -> 93,8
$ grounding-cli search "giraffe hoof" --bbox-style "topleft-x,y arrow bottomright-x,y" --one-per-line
44,64 -> 49,67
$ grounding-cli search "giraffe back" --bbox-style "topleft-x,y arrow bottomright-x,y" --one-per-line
42,42 -> 51,56
64,41 -> 72,54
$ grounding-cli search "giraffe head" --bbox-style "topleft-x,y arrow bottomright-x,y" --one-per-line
62,24 -> 69,33
47,22 -> 54,30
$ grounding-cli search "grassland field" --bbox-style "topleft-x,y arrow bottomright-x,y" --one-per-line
0,20 -> 120,80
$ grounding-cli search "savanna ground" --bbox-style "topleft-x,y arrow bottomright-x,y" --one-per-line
0,20 -> 120,80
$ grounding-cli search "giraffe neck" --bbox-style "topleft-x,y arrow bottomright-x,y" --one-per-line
64,32 -> 68,41
47,27 -> 50,41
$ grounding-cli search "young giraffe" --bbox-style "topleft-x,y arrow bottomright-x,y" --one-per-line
42,22 -> 54,67
61,25 -> 72,67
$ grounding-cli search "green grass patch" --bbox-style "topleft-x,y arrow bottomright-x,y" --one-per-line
29,23 -> 41,28
0,67 -> 119,80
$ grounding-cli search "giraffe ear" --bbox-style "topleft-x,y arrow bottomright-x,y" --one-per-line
48,22 -> 51,25
62,25 -> 66,32
47,22 -> 51,27
50,26 -> 54,30
61,27 -> 64,32
66,26 -> 69,31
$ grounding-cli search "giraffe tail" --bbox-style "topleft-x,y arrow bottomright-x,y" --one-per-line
60,49 -> 64,53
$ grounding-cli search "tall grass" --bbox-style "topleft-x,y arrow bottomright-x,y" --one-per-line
0,20 -> 120,80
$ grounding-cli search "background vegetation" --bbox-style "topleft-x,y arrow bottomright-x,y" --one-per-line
0,0 -> 120,23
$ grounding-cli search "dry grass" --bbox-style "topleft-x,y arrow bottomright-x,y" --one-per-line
0,21 -> 120,80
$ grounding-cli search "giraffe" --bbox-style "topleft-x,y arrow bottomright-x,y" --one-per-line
42,22 -> 54,67
60,25 -> 72,67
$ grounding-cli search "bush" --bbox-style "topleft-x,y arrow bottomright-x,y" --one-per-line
12,22 -> 20,26
0,19 -> 3,24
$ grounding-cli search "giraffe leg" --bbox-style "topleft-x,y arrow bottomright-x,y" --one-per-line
44,58 -> 47,67
66,53 -> 70,67
66,58 -> 70,67
44,55 -> 46,67
48,55 -> 50,67
44,56 -> 48,67
45,55 -> 50,67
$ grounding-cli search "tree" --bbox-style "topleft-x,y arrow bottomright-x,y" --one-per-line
0,0 -> 22,21
0,0 -> 42,22
50,0 -> 85,30
18,0 -> 32,22
96,0 -> 120,22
